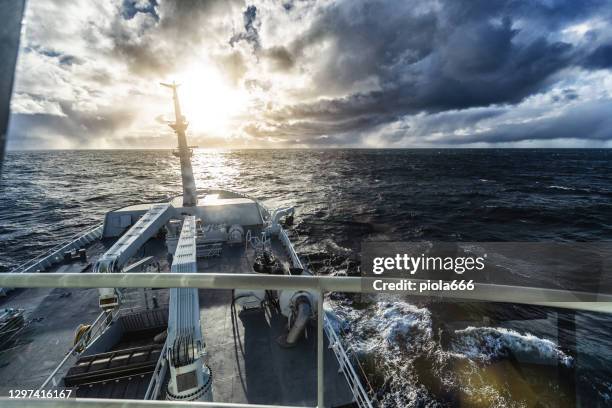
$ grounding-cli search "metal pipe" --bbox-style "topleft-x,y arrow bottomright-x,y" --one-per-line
317,290 -> 324,408
0,399 -> 302,408
285,299 -> 311,345
0,273 -> 611,312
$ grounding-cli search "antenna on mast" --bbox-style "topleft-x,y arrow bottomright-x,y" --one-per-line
161,81 -> 197,207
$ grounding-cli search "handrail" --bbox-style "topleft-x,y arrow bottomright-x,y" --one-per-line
144,339 -> 169,400
1,273 -> 611,408
323,315 -> 374,408
278,228 -> 304,270
0,399 -> 302,408
38,310 -> 112,391
8,224 -> 103,274
0,273 -> 610,313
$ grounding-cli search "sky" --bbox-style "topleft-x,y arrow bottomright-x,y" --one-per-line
6,0 -> 612,149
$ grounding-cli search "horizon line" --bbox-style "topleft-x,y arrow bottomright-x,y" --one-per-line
5,146 -> 612,152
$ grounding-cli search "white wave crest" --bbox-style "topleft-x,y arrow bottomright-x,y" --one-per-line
548,185 -> 575,191
452,326 -> 573,367
337,301 -> 433,354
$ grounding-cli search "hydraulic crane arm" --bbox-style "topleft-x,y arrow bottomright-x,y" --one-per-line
166,215 -> 213,401
95,203 -> 173,310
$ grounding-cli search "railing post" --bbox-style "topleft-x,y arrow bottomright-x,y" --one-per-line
317,289 -> 324,408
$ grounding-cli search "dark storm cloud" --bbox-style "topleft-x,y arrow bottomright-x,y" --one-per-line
290,1 -> 438,90
108,16 -> 170,76
584,44 -> 612,69
244,113 -> 383,140
25,46 -> 83,66
249,0 -> 612,143
228,5 -> 297,72
442,99 -> 612,145
229,5 -> 261,51
121,0 -> 159,21
272,1 -> 596,122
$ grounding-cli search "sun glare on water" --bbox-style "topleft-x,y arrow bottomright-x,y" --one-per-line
171,64 -> 248,137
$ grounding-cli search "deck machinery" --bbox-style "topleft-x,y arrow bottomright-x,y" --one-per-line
0,84 -> 370,407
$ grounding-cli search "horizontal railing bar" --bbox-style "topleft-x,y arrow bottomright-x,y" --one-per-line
0,398 -> 303,408
0,272 -> 344,290
0,273 -> 611,312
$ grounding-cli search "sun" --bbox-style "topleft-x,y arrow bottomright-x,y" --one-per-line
171,64 -> 248,137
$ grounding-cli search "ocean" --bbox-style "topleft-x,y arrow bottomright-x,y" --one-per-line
1,149 -> 612,407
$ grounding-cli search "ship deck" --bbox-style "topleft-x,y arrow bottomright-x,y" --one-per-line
200,288 -> 354,406
200,243 -> 354,406
0,287 -> 101,393
0,236 -> 356,406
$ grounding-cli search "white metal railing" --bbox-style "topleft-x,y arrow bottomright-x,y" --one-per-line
278,228 -> 304,270
1,272 -> 611,408
144,339 -> 169,400
7,224 -> 103,274
323,314 -> 373,408
246,230 -> 270,254
38,309 -> 114,391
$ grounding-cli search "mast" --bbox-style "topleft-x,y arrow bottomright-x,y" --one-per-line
161,82 -> 198,207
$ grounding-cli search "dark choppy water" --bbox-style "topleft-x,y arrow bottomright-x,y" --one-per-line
1,149 -> 612,407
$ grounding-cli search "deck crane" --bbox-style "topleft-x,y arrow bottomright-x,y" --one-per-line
93,84 -> 212,401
